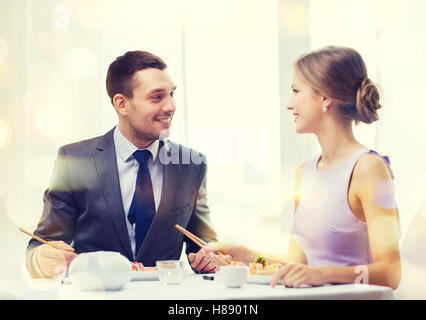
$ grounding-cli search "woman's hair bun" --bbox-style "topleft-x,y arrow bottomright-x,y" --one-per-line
355,78 -> 381,124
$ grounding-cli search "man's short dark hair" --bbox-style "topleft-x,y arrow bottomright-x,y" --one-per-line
106,51 -> 167,105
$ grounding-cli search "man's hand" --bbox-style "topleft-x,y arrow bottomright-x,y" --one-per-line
188,245 -> 233,273
188,247 -> 217,273
36,241 -> 77,278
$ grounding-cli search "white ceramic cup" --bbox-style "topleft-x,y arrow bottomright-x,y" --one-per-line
68,251 -> 131,291
219,265 -> 248,288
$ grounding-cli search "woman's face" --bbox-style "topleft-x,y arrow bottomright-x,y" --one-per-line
287,69 -> 326,134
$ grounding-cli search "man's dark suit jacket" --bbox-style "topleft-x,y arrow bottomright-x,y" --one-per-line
26,128 -> 217,269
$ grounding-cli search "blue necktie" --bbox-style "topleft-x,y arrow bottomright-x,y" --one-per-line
128,150 -> 156,255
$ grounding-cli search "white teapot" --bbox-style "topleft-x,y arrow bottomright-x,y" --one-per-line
68,251 -> 131,291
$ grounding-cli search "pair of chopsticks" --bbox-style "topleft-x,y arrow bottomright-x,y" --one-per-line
174,224 -> 229,266
18,227 -> 66,251
20,225 -> 229,266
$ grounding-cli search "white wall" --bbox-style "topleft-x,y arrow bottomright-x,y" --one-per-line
183,0 -> 282,252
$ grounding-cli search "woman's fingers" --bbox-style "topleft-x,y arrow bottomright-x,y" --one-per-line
282,263 -> 304,287
271,263 -> 290,287
271,262 -> 307,288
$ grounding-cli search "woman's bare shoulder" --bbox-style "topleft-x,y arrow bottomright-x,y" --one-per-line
354,152 -> 392,180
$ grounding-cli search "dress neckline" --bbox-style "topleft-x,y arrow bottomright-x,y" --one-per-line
314,147 -> 369,173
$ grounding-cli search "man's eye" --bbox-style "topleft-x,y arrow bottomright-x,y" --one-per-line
170,91 -> 175,98
292,89 -> 299,94
151,95 -> 162,101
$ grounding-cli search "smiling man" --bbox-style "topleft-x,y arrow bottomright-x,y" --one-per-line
25,51 -> 218,278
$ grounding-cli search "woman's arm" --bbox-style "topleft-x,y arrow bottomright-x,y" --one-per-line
345,153 -> 401,289
208,234 -> 306,266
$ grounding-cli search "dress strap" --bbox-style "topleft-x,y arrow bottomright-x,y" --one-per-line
368,150 -> 394,179
369,150 -> 401,238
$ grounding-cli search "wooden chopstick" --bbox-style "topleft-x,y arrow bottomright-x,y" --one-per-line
174,224 -> 229,266
18,227 -> 65,251
175,224 -> 208,247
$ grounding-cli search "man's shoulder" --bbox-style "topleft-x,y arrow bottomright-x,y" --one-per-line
58,129 -> 114,156
60,135 -> 101,151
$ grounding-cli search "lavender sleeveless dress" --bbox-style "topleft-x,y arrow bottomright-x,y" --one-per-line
292,147 -> 397,267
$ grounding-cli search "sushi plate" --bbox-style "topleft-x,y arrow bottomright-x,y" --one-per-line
130,270 -> 159,281
247,274 -> 273,285
246,274 -> 315,287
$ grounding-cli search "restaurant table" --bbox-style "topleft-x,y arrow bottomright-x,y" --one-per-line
1,273 -> 393,300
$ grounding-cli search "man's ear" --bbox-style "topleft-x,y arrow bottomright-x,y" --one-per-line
113,94 -> 128,116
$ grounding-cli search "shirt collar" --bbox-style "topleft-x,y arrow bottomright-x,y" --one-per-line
113,126 -> 159,163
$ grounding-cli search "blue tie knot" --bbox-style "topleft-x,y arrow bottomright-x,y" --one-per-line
133,149 -> 152,165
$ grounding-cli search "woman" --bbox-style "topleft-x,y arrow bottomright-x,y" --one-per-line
206,46 -> 401,289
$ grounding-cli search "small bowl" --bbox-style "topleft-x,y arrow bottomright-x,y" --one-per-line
68,251 -> 131,291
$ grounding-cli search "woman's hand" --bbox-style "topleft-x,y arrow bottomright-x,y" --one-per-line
271,262 -> 327,288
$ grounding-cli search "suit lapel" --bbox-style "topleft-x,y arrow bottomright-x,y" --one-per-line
93,129 -> 133,260
137,140 -> 181,261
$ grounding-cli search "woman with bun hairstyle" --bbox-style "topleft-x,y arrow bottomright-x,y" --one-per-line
204,46 -> 401,289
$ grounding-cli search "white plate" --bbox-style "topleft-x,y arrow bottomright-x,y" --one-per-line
246,274 -> 314,287
216,271 -> 273,285
130,270 -> 159,281
247,274 -> 273,285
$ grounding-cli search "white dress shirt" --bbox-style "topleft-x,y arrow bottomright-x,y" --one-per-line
113,126 -> 163,259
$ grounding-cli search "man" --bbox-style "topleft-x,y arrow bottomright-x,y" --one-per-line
25,51 -> 218,278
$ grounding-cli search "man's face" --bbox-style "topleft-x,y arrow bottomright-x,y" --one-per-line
125,68 -> 176,144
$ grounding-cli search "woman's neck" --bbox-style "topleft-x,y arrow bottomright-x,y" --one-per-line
315,120 -> 364,169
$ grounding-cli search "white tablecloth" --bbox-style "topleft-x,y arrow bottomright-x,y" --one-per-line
1,273 -> 393,300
